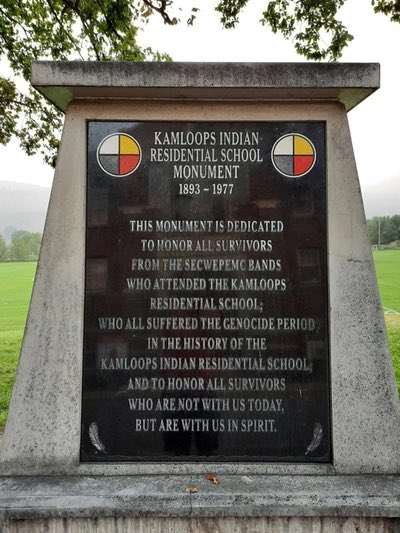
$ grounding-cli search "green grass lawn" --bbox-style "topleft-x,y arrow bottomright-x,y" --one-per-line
373,250 -> 400,391
386,316 -> 400,392
0,262 -> 37,428
0,257 -> 399,431
373,250 -> 400,314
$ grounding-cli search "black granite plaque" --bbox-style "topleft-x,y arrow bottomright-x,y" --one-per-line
81,121 -> 331,462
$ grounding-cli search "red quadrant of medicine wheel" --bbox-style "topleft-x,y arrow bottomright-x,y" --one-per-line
119,154 -> 140,175
294,155 -> 314,176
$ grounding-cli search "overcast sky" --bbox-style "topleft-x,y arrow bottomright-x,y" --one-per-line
0,0 -> 399,216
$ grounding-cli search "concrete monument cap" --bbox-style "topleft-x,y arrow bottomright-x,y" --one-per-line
31,61 -> 380,112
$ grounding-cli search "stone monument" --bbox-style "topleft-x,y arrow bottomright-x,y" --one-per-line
0,62 -> 399,532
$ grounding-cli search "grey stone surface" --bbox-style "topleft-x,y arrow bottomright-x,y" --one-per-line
0,87 -> 398,477
5,517 -> 400,533
0,475 -> 399,519
31,61 -> 380,112
273,155 -> 294,175
99,154 -> 119,175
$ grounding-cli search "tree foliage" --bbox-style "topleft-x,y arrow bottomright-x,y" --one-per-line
368,215 -> 400,246
0,234 -> 7,261
216,0 -> 353,61
8,231 -> 42,261
216,0 -> 400,60
372,0 -> 400,23
0,0 -> 170,166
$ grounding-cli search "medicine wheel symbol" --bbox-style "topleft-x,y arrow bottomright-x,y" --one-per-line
271,133 -> 316,178
97,133 -> 142,177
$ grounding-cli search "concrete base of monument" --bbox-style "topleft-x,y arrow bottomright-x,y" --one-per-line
0,474 -> 399,531
4,518 -> 400,533
3,520 -> 400,533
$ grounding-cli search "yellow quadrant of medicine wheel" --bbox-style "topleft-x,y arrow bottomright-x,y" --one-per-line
294,135 -> 314,155
120,135 -> 140,155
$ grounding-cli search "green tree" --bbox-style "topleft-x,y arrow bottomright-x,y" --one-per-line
0,0 -> 170,166
9,231 -> 42,261
380,216 -> 392,244
10,231 -> 28,261
368,218 -> 379,245
26,232 -> 42,260
217,0 -> 352,61
215,0 -> 400,61
0,234 -> 7,261
368,215 -> 400,246
391,215 -> 400,242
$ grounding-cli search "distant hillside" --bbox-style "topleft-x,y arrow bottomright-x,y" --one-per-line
0,181 -> 51,239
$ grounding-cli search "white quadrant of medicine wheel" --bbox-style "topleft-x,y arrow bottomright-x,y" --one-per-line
274,135 -> 294,155
99,135 -> 119,154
